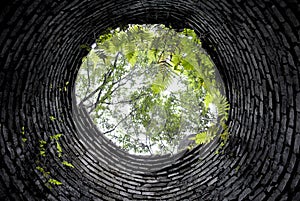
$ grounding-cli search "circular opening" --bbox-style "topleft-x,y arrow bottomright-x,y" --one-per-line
75,24 -> 229,156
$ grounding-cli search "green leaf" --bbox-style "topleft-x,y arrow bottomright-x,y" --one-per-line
21,126 -> 25,135
36,166 -> 44,173
171,54 -> 181,66
49,116 -> 56,121
147,49 -> 158,64
151,83 -> 164,94
181,28 -> 201,44
150,65 -> 173,94
203,92 -> 213,109
40,150 -> 46,157
193,132 -> 208,145
50,134 -> 62,141
98,32 -> 113,44
56,141 -> 62,157
181,59 -> 194,71
220,123 -> 229,142
48,178 -> 62,185
125,51 -> 137,66
62,161 -> 75,168
82,56 -> 87,63
39,140 -> 47,156
22,138 -> 27,142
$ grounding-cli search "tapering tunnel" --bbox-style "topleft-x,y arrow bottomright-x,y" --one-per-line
0,0 -> 300,200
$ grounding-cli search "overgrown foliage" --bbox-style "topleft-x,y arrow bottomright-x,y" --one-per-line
21,122 -> 74,190
76,24 -> 229,155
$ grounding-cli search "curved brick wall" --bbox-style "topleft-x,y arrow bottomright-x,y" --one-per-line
1,0 -> 300,200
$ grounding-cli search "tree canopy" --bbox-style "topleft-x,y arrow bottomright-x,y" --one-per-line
75,24 -> 229,155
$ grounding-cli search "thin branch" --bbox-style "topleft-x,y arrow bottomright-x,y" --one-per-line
93,52 -> 121,105
89,80 -> 127,113
101,90 -> 148,105
78,68 -> 113,106
101,110 -> 135,135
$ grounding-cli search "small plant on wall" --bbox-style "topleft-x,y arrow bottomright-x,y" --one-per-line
21,118 -> 75,190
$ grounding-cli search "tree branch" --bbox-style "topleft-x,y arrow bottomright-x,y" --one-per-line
101,110 -> 135,135
78,67 -> 113,106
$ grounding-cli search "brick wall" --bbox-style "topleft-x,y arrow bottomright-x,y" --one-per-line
0,0 -> 299,200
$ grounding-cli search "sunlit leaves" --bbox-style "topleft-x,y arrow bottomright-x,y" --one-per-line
39,140 -> 47,157
76,24 -> 229,155
98,32 -> 113,44
36,165 -> 62,188
182,28 -> 201,45
147,49 -> 158,65
62,161 -> 75,168
125,50 -> 138,67
48,178 -> 62,185
56,141 -> 62,157
50,134 -> 62,141
204,90 -> 230,122
192,132 -> 208,144
49,116 -> 56,121
88,51 -> 101,70
151,67 -> 173,94
151,83 -> 165,94
181,59 -> 194,71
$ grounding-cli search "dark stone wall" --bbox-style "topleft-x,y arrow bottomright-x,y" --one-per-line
0,0 -> 299,200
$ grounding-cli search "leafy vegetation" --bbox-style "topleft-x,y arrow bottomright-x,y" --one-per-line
21,126 -> 27,142
36,166 -> 62,189
76,24 -> 229,155
20,124 -> 74,189
62,161 -> 75,168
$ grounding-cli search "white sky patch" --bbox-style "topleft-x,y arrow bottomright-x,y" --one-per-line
91,43 -> 97,49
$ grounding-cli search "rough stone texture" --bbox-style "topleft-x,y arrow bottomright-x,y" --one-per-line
0,0 -> 300,200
